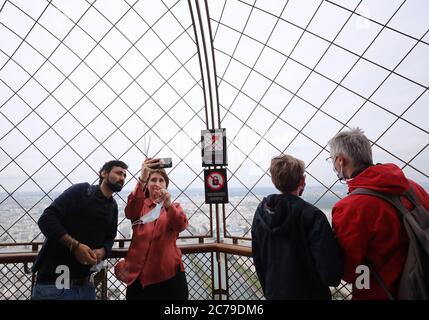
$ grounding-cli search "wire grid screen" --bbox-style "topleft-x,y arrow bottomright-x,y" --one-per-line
211,0 -> 429,238
0,261 -> 110,300
226,253 -> 264,300
101,253 -> 213,300
0,255 -> 350,300
331,281 -> 352,300
0,0 -> 211,245
0,252 -> 213,300
225,253 -> 352,300
183,252 -> 213,300
0,0 -> 428,301
0,262 -> 33,299
104,258 -> 126,300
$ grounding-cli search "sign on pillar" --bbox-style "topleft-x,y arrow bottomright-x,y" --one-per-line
201,129 -> 227,166
204,169 -> 228,204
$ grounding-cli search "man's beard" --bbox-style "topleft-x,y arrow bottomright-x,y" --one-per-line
107,178 -> 123,192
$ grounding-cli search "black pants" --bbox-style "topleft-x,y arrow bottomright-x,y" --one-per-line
126,269 -> 189,300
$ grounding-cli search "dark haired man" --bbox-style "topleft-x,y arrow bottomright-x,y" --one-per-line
32,160 -> 128,300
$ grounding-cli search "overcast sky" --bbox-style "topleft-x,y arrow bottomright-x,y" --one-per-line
0,0 -> 428,198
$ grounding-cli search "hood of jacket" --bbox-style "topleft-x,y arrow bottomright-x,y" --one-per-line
254,193 -> 305,234
347,163 -> 409,195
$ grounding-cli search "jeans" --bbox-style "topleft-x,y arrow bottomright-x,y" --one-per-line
31,282 -> 96,300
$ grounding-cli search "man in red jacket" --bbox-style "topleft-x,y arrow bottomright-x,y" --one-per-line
327,127 -> 429,299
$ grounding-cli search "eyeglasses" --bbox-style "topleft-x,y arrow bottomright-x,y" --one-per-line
325,155 -> 337,163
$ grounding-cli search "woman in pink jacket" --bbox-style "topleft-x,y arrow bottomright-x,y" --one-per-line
115,158 -> 189,300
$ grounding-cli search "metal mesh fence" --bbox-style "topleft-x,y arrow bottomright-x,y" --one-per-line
1,0 -> 428,301
331,281 -> 353,300
0,253 -> 352,300
102,252 -> 214,300
183,252 -> 214,300
225,254 -> 352,300
105,257 -> 127,300
0,251 -> 215,300
1,0 -> 428,243
0,0 -> 209,243
209,0 -> 429,238
226,254 -> 264,300
0,262 -> 33,299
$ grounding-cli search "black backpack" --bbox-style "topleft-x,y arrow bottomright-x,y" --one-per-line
351,187 -> 429,300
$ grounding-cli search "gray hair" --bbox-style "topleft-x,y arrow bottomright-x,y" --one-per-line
328,127 -> 373,167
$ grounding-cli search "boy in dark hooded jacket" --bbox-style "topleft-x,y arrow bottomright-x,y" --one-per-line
251,154 -> 343,299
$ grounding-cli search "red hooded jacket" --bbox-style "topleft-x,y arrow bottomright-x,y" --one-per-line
332,163 -> 429,300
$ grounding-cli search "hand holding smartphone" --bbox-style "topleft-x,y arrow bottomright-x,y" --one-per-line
152,158 -> 173,169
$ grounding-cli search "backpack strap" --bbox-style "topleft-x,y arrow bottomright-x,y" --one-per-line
350,188 -> 410,219
349,188 -> 409,300
403,188 -> 421,207
364,258 -> 395,300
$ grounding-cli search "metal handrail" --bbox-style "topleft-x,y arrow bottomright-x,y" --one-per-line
0,243 -> 251,263
0,242 -> 351,300
0,242 -> 253,300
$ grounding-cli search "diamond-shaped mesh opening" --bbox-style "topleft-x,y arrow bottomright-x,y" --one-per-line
226,254 -> 264,300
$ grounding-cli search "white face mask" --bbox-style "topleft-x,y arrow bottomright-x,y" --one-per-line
333,163 -> 353,184
334,163 -> 345,181
89,260 -> 108,283
132,202 -> 163,227
90,260 -> 107,273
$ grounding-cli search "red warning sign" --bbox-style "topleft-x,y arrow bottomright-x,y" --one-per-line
206,171 -> 225,191
204,169 -> 228,204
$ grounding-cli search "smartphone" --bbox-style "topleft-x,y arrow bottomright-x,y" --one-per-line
153,158 -> 173,169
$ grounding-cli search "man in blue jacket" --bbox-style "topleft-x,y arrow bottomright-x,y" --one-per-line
251,154 -> 342,299
31,160 -> 128,300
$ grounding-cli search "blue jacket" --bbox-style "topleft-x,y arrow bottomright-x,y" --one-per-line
251,193 -> 343,299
